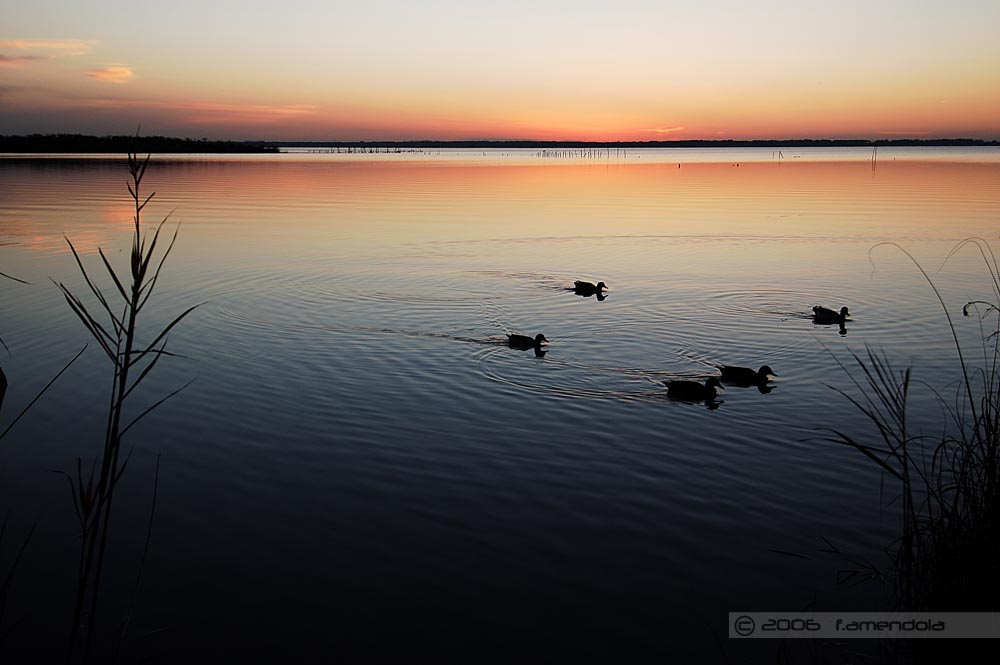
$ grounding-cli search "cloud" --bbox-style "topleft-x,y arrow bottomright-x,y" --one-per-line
75,97 -> 319,124
0,39 -> 93,56
0,54 -> 49,66
879,130 -> 930,136
179,102 -> 321,125
648,126 -> 685,134
87,66 -> 134,84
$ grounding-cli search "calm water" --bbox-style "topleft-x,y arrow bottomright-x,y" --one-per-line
1,147 -> 999,661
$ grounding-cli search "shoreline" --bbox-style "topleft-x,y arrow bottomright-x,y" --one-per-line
1,135 -> 998,154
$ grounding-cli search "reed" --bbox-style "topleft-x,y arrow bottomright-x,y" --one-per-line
55,151 -> 196,664
2,268 -> 87,439
826,239 -> 1000,611
0,270 -> 26,411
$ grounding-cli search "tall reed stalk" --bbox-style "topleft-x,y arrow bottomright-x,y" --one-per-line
828,240 -> 1000,611
56,151 -> 196,664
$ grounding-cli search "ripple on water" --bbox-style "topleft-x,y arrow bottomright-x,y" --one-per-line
4,155 -> 999,660
200,253 -> 969,434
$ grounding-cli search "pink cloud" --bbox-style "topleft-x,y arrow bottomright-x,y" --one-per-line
0,54 -> 49,66
87,65 -> 134,84
0,39 -> 93,56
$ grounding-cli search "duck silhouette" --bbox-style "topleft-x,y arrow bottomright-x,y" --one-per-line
507,333 -> 548,350
664,377 -> 723,401
812,305 -> 850,325
720,365 -> 776,385
573,280 -> 607,296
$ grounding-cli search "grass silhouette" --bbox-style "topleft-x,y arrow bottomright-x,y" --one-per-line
826,240 -> 999,612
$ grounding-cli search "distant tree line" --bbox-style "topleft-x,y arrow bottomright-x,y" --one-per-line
0,134 -> 278,153
0,134 -> 997,153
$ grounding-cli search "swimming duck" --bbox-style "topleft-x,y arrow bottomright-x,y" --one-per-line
507,333 -> 548,350
573,280 -> 607,296
720,365 -> 777,384
664,377 -> 723,401
812,305 -> 850,324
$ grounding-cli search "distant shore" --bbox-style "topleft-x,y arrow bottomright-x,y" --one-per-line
1,134 -> 998,154
0,135 -> 279,153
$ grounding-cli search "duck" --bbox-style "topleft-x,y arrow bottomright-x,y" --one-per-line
720,365 -> 777,384
812,305 -> 850,324
507,333 -> 548,350
573,280 -> 607,296
664,377 -> 723,401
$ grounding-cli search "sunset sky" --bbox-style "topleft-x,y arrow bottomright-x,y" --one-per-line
2,0 -> 999,141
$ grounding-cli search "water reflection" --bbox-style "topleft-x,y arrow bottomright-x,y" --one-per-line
570,289 -> 607,301
0,150 -> 998,660
811,318 -> 849,335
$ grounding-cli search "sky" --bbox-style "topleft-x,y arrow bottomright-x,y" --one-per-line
2,0 -> 999,141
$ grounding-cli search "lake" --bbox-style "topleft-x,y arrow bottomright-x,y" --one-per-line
1,147 -> 999,661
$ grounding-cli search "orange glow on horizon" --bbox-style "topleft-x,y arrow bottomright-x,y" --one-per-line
2,3 -> 998,141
